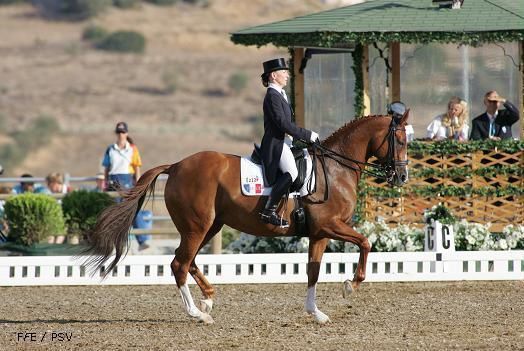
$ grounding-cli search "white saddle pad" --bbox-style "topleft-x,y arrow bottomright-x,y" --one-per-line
240,149 -> 315,197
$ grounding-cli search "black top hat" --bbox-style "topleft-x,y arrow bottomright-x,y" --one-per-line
261,58 -> 289,77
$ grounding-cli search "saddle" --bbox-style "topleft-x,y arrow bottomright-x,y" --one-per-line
251,144 -> 307,192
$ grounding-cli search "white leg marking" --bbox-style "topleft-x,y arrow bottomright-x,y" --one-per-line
179,284 -> 214,324
305,285 -> 331,324
200,298 -> 213,313
342,279 -> 354,298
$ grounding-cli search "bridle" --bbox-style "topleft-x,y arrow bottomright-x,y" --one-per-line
308,115 -> 408,201
381,116 -> 409,184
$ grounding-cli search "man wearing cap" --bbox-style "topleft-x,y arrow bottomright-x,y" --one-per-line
470,91 -> 519,140
258,58 -> 319,227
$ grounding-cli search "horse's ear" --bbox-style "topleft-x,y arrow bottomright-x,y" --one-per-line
399,108 -> 410,126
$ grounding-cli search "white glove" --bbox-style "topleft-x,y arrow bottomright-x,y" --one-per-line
310,131 -> 319,143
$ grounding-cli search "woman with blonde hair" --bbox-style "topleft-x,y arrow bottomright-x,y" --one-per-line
427,96 -> 469,141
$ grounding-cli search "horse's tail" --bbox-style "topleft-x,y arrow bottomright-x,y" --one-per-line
81,164 -> 172,277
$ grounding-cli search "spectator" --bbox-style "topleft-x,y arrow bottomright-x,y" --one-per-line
427,97 -> 469,141
102,122 -> 142,191
45,172 -> 72,244
470,91 -> 519,140
11,174 -> 49,194
46,172 -> 72,195
102,122 -> 149,250
94,172 -> 106,192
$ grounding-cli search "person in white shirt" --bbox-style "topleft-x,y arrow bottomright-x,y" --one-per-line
427,96 -> 469,141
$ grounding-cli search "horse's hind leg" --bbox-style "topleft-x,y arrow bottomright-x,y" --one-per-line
171,230 -> 214,324
189,221 -> 223,314
305,237 -> 331,324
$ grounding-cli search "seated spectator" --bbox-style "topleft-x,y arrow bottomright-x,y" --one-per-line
45,172 -> 72,244
46,172 -> 72,195
427,97 -> 469,141
94,172 -> 106,192
11,174 -> 49,194
470,91 -> 519,140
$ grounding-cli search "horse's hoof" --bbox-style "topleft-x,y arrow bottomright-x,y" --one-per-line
198,312 -> 214,325
311,310 -> 331,324
200,299 -> 213,313
342,279 -> 353,298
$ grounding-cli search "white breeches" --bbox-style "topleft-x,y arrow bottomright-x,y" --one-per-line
279,143 -> 298,181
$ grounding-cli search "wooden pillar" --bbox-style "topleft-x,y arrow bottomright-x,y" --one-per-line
209,229 -> 222,254
362,44 -> 371,115
293,47 -> 306,127
389,41 -> 401,102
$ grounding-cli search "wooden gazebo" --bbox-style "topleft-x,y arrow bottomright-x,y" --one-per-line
231,0 -> 524,230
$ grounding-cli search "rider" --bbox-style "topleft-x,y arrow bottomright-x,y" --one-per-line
259,58 -> 319,227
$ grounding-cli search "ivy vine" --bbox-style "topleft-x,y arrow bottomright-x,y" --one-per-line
408,139 -> 524,155
231,31 -> 524,49
351,44 -> 364,117
359,184 -> 524,199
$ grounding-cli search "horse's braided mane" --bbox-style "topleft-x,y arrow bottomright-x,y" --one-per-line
322,114 -> 389,145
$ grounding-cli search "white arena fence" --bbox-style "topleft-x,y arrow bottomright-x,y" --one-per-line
1,251 -> 523,286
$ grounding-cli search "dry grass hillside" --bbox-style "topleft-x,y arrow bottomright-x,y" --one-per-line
0,0 -> 334,178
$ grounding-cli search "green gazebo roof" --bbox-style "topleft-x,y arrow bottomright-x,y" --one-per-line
231,0 -> 524,47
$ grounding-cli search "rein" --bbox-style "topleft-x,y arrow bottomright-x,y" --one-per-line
307,117 -> 407,202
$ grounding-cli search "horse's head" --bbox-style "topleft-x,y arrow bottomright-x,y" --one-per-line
370,102 -> 410,187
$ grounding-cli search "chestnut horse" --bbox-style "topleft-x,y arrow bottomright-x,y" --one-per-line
83,111 -> 409,324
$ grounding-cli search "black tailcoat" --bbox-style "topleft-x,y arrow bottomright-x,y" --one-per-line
261,88 -> 312,185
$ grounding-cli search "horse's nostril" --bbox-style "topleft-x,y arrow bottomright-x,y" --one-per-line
401,174 -> 407,182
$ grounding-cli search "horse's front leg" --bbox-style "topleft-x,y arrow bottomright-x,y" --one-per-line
305,237 -> 331,324
321,220 -> 371,293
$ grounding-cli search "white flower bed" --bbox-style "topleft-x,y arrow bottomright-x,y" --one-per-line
226,220 -> 524,254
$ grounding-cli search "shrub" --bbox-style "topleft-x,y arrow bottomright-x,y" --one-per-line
0,0 -> 27,5
221,226 -> 240,249
12,115 -> 60,152
82,24 -> 109,42
4,194 -> 65,246
228,71 -> 248,94
61,190 -> 114,238
161,68 -> 179,94
61,0 -> 112,19
96,30 -> 146,53
145,0 -> 178,5
182,0 -> 209,7
0,115 -> 60,170
113,0 -> 138,8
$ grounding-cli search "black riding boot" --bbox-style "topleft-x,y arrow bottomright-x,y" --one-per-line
260,172 -> 293,227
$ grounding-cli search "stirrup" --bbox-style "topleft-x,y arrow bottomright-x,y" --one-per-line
260,210 -> 289,228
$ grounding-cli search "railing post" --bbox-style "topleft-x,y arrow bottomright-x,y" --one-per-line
210,229 -> 222,254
